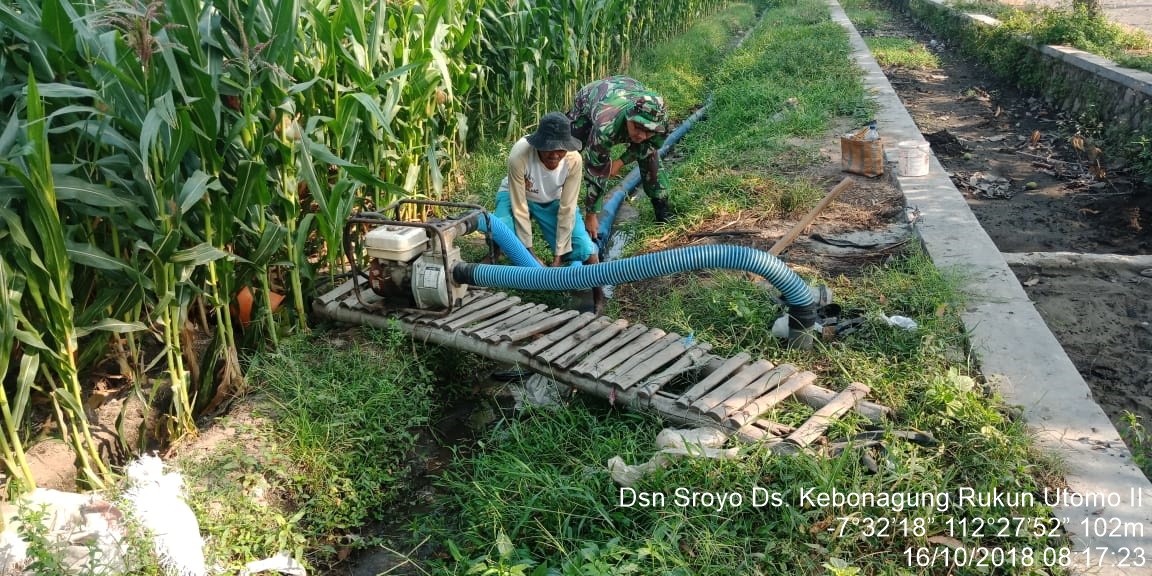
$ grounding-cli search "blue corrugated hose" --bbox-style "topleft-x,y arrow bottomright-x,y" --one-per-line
471,210 -> 814,311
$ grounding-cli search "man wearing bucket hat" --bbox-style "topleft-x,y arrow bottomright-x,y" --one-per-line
567,76 -> 672,235
487,111 -> 604,310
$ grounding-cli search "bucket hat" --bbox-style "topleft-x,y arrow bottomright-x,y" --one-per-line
527,112 -> 582,151
627,92 -> 667,133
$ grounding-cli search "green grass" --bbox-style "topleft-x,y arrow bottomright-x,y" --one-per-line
840,0 -> 893,35
178,325 -> 487,571
425,251 -> 1067,575
949,1 -> 1152,73
620,0 -> 873,232
192,1 -> 1069,572
412,2 -> 1068,573
1120,412 -> 1152,478
867,37 -> 943,69
1116,51 -> 1152,73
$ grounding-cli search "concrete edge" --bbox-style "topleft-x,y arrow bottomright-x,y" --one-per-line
828,1 -> 1152,574
923,0 -> 1152,95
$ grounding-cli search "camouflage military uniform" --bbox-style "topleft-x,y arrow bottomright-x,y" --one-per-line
567,76 -> 670,213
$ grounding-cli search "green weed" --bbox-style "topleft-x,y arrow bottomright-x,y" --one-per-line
179,324 -> 483,570
1120,412 -> 1152,478
867,37 -> 943,69
839,0 -> 891,36
429,243 -> 1066,573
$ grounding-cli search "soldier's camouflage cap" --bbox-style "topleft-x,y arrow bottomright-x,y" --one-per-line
626,92 -> 667,133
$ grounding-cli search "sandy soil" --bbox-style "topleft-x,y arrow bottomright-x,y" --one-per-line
869,8 -> 1152,427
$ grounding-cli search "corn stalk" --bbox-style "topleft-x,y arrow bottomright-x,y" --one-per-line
0,76 -> 110,488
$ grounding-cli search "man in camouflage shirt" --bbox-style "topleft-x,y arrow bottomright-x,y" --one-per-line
567,76 -> 671,236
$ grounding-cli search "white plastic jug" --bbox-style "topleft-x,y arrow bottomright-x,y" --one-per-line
896,140 -> 930,177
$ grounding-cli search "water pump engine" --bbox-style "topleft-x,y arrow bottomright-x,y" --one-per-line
344,200 -> 484,312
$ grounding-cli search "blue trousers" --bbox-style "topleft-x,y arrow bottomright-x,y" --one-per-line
487,190 -> 597,262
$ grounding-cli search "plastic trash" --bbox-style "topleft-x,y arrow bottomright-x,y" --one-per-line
863,121 -> 880,141
883,315 -> 918,331
240,551 -> 307,576
608,428 -> 738,487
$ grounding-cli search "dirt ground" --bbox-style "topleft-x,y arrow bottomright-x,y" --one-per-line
867,7 -> 1152,426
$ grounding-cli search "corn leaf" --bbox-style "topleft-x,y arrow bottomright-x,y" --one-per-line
74,318 -> 149,339
32,83 -> 98,101
13,353 -> 39,426
54,175 -> 140,208
170,243 -> 231,266
66,241 -> 133,272
178,170 -> 214,215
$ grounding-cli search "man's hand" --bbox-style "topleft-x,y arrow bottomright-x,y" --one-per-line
608,159 -> 625,178
584,212 -> 600,241
524,246 -> 546,267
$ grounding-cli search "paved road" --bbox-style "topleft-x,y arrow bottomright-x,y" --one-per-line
1004,0 -> 1152,34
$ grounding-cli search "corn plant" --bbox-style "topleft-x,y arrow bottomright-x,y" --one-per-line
0,76 -> 111,488
0,257 -> 36,494
0,0 -> 737,489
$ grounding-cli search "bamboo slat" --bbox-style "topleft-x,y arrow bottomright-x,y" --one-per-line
471,304 -> 550,341
785,383 -> 870,448
635,344 -> 713,400
440,297 -> 519,330
580,327 -> 666,378
674,352 -> 751,409
569,324 -> 650,374
604,333 -> 684,389
518,313 -> 599,357
501,309 -> 581,343
460,302 -> 536,336
318,277 -> 366,306
551,319 -> 631,368
723,372 -> 816,429
481,305 -> 556,342
689,359 -> 775,415
535,318 -> 619,364
704,364 -> 798,422
433,293 -> 508,327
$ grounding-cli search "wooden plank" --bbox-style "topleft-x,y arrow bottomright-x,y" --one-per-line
635,344 -> 713,400
472,304 -> 549,341
568,323 -> 649,373
785,383 -> 870,448
535,318 -> 616,364
501,309 -> 581,343
582,327 -> 667,378
551,319 -> 630,367
604,333 -> 684,389
674,353 -> 752,409
689,359 -> 775,416
431,293 -> 508,327
460,303 -> 535,336
518,312 -> 598,357
482,305 -> 554,343
440,296 -> 520,330
723,371 -> 816,429
705,364 -> 798,422
318,276 -> 366,306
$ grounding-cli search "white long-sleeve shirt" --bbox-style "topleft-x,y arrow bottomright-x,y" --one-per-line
501,137 -> 583,256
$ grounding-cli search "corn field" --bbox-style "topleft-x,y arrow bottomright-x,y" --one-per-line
0,0 -> 732,490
